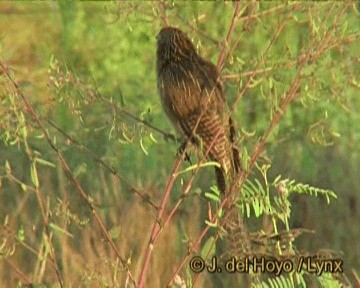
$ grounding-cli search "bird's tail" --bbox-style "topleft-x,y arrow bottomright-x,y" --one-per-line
179,112 -> 240,194
214,116 -> 240,194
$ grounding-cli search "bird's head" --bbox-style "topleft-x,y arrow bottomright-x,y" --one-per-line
156,27 -> 196,64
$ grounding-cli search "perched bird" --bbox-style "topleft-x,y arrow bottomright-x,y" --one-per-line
156,26 -> 240,193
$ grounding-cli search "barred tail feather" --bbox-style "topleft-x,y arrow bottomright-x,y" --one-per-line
178,111 -> 238,194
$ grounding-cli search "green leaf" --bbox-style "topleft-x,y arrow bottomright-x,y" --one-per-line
246,203 -> 251,218
140,138 -> 148,155
36,158 -> 56,168
253,198 -> 261,218
49,223 -> 73,238
20,183 -> 27,192
200,236 -> 216,260
174,161 -> 220,177
204,192 -> 220,202
30,162 -> 39,188
5,160 -> 11,174
109,226 -> 121,240
73,163 -> 87,178
17,225 -> 25,242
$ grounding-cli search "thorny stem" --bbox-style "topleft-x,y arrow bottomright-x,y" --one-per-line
137,144 -> 188,288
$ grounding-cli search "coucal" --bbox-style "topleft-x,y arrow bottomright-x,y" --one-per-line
156,26 -> 240,193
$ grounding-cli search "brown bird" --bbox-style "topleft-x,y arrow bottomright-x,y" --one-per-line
156,26 -> 240,193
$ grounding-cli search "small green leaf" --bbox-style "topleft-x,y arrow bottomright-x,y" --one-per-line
20,183 -> 27,192
17,225 -> 25,242
204,192 -> 220,202
30,162 -> 39,188
205,220 -> 218,227
36,158 -> 56,168
49,223 -> 73,238
174,161 -> 220,177
149,132 -> 157,143
246,203 -> 251,218
5,161 -> 11,174
200,236 -> 216,260
74,163 -> 87,178
253,198 -> 261,218
109,226 -> 121,240
140,138 -> 148,155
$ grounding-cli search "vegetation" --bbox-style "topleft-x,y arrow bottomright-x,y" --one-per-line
0,2 -> 359,287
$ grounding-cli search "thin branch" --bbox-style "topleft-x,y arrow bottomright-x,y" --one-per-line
100,95 -> 178,143
222,33 -> 360,81
157,0 -> 168,27
137,144 -> 188,288
238,2 -> 300,23
47,119 -> 159,210
217,2 -> 242,71
4,259 -> 32,285
137,94 -> 227,286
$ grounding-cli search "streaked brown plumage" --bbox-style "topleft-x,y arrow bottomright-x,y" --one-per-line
156,26 -> 240,193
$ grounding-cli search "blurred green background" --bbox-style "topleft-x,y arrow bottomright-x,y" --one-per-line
0,2 -> 359,287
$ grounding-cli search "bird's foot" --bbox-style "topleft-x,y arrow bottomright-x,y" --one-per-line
177,141 -> 192,165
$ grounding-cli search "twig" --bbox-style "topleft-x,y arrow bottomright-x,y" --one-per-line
137,143 -> 188,288
217,2 -> 241,71
100,95 -> 177,143
238,2 -> 300,23
4,259 -> 32,285
47,119 -> 159,210
157,0 -> 168,27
